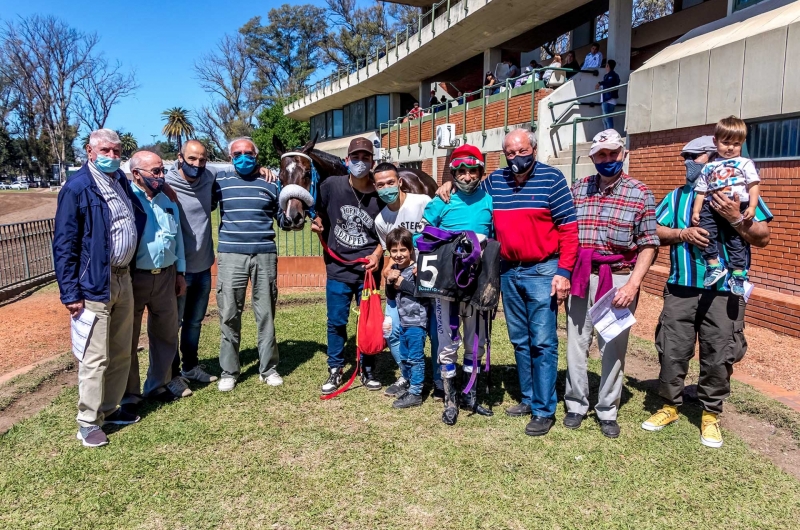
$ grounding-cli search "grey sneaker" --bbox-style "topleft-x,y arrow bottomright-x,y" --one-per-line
392,391 -> 423,409
167,376 -> 192,398
76,426 -> 109,448
182,365 -> 218,383
384,377 -> 409,397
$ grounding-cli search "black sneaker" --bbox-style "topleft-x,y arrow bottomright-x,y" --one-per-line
432,385 -> 445,402
384,377 -> 409,397
392,391 -> 423,409
321,367 -> 343,395
599,420 -> 621,438
563,412 -> 585,429
505,403 -> 532,417
525,416 -> 555,437
360,370 -> 382,391
104,408 -> 141,425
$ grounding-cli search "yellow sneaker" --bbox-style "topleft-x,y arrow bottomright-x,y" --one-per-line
641,405 -> 679,431
701,411 -> 723,448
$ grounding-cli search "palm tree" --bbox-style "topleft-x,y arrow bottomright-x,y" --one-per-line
161,107 -> 195,152
119,132 -> 138,158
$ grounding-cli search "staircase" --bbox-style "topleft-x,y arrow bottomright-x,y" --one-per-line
547,137 -> 627,184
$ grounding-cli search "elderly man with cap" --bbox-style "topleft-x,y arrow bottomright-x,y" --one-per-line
641,136 -> 772,448
311,137 -> 385,395
565,129 -> 659,438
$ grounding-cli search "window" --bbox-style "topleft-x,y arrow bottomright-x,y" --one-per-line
332,110 -> 343,137
366,97 -> 376,131
376,95 -> 390,126
312,95 -> 389,139
733,0 -> 769,13
326,111 -> 334,138
747,117 -> 800,160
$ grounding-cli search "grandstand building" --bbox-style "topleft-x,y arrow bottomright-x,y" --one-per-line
283,0 -> 800,336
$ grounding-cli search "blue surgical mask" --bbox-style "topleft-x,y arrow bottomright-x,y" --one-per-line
595,160 -> 624,177
377,185 -> 399,204
348,160 -> 370,179
94,155 -> 121,174
233,154 -> 257,175
684,159 -> 703,185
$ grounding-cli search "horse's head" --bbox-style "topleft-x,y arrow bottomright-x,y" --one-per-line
274,132 -> 318,230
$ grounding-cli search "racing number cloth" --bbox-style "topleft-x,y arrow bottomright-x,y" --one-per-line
415,228 -> 501,311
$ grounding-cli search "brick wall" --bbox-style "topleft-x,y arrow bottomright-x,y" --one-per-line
629,126 -> 800,337
381,88 -> 552,150
211,257 -> 326,290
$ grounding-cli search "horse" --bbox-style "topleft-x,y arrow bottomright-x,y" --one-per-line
273,133 -> 438,230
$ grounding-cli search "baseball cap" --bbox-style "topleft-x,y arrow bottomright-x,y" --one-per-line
589,129 -> 625,156
348,137 -> 374,156
681,136 -> 716,156
449,144 -> 484,169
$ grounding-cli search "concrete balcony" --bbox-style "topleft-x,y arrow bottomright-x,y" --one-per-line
283,0 -> 591,120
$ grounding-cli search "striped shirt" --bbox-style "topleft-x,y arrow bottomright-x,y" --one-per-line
482,163 -> 579,278
213,170 -> 283,254
656,185 -> 773,291
88,161 -> 137,267
572,173 -> 659,256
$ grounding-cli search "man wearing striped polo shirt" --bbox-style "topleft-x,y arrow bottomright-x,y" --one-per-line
642,136 -> 772,448
213,137 -> 288,392
436,129 -> 579,436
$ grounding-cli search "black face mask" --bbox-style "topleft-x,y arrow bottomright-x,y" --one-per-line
180,159 -> 205,180
509,153 -> 534,175
142,175 -> 165,194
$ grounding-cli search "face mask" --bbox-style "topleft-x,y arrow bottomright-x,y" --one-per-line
377,185 -> 399,204
684,159 -> 703,185
348,160 -> 370,179
508,154 -> 534,175
141,175 -> 165,194
180,159 -> 205,180
94,155 -> 121,174
233,154 -> 257,175
453,177 -> 480,194
595,160 -> 624,177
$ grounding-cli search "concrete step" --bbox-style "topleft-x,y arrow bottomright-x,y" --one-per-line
548,154 -> 590,166
551,162 -> 597,183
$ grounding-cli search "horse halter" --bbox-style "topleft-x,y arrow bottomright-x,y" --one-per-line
277,151 -> 319,218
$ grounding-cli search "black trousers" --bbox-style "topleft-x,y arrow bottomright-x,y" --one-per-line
655,283 -> 747,414
698,201 -> 748,270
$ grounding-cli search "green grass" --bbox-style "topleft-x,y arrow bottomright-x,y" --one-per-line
211,208 -> 321,257
1,300 -> 800,529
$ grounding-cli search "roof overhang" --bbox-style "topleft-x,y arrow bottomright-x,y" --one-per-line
381,0 -> 436,7
284,0 -> 592,121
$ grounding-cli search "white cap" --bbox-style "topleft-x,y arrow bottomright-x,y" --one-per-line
589,129 -> 625,156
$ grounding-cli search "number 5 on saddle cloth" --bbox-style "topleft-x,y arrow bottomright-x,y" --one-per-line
414,226 -> 501,396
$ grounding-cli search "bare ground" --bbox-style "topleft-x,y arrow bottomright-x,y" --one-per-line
0,190 -> 58,224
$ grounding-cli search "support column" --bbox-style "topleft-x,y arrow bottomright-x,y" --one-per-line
419,82 -> 433,106
389,93 -> 403,120
607,0 -> 633,82
483,48 -> 502,77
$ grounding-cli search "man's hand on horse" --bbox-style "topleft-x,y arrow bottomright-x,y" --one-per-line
260,167 -> 277,182
435,181 -> 454,203
310,217 -> 324,234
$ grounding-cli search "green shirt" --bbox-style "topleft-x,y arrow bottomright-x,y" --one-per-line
422,189 -> 494,237
655,185 -> 772,291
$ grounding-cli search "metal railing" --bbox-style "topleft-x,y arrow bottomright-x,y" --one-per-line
276,225 -> 322,257
378,67 -> 594,154
0,219 -> 56,290
289,0 -> 461,107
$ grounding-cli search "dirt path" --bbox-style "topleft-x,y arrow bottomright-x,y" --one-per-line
0,190 -> 57,224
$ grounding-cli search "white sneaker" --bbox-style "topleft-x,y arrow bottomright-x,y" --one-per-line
167,376 -> 192,398
260,372 -> 283,386
217,377 -> 236,392
182,365 -> 218,383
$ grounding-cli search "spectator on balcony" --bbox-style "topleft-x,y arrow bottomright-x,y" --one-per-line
582,42 -> 603,70
543,55 -> 562,85
485,72 -> 499,95
515,66 -> 534,88
454,92 -> 464,107
563,51 -> 580,79
506,59 -> 520,82
595,59 -> 621,131
428,90 -> 439,109
408,102 -> 424,120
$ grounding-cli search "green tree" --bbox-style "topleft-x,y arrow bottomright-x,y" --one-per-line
119,132 -> 137,158
251,98 -> 309,168
161,107 -> 195,152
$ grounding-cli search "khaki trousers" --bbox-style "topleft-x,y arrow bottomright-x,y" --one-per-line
78,270 -> 134,427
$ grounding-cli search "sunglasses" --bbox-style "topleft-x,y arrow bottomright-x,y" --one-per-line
135,167 -> 166,176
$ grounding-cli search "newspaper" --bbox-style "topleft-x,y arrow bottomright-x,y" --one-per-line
587,287 -> 637,343
70,308 -> 97,362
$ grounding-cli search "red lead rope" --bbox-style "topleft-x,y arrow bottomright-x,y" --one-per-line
317,231 -> 369,400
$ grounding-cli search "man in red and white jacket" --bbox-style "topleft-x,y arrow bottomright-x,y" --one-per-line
437,129 -> 579,436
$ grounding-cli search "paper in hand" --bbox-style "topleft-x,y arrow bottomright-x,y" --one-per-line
71,308 -> 97,362
587,287 -> 637,343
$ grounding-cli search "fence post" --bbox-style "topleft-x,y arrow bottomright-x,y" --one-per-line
504,79 -> 511,133
481,86 -> 487,139
19,223 -> 30,280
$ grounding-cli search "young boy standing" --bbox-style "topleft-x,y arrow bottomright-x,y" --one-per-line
691,116 -> 761,295
384,227 -> 428,409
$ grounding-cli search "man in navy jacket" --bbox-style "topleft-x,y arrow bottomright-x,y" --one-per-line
53,129 -> 145,448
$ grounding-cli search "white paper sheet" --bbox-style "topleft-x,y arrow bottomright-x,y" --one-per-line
743,281 -> 754,303
587,287 -> 637,343
71,308 -> 97,362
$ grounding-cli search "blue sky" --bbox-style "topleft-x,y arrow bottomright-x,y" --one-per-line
0,0 -> 329,144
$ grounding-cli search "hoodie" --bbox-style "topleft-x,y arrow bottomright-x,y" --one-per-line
165,162 -> 216,273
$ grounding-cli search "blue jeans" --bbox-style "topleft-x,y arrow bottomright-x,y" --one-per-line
387,299 -> 441,386
326,279 -> 375,370
399,326 -> 426,395
500,258 -> 559,418
172,268 -> 212,375
601,101 -> 616,131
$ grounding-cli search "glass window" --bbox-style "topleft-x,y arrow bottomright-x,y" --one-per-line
747,117 -> 800,160
343,104 -> 351,136
352,99 -> 366,134
326,111 -> 334,138
366,97 -> 376,131
733,0 -> 768,12
333,110 -> 343,138
376,95 -> 390,128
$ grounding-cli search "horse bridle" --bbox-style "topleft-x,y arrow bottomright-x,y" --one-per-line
278,151 -> 318,218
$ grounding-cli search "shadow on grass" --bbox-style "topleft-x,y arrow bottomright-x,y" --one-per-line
235,338 -> 326,382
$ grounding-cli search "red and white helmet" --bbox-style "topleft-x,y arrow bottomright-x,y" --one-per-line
449,144 -> 485,170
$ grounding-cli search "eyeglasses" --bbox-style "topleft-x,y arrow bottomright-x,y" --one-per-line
135,167 -> 166,177
232,151 -> 255,157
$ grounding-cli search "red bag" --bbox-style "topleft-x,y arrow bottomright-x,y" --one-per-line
318,235 -> 386,400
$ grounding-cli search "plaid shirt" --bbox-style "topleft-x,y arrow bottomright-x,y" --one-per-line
571,173 -> 659,255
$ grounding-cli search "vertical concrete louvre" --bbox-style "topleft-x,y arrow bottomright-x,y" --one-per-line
782,22 -> 800,114
706,40 -> 745,123
649,62 -> 680,131
607,0 -> 633,81
741,27 -> 787,120
484,48 -> 502,78
676,53 -> 710,128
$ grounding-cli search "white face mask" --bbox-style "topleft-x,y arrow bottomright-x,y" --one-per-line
348,160 -> 370,179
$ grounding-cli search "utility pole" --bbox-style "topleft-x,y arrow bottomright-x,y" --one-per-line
150,134 -> 158,145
